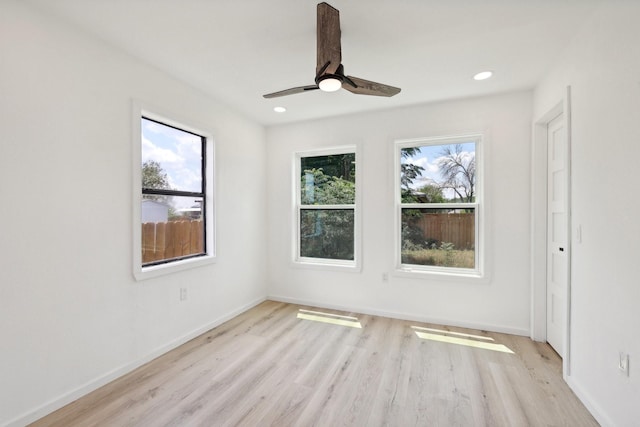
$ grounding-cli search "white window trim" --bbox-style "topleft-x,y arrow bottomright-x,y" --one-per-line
292,145 -> 361,272
393,134 -> 484,280
132,101 -> 216,281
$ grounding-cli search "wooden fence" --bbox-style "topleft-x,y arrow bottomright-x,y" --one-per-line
408,213 -> 475,250
142,220 -> 203,263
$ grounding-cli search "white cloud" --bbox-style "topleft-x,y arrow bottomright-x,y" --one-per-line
425,161 -> 439,174
405,155 -> 441,187
433,150 -> 474,167
174,168 -> 201,192
141,136 -> 182,165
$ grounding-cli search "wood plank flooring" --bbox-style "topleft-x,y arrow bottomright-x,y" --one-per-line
31,301 -> 599,426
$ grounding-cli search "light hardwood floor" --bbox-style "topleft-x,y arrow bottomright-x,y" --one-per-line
31,301 -> 599,426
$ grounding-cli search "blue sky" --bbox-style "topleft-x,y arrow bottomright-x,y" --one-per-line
401,142 -> 475,195
141,118 -> 203,209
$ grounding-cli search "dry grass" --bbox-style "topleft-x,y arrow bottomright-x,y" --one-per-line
401,248 -> 475,268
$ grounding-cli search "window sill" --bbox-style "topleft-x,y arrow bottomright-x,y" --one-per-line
394,266 -> 489,284
134,254 -> 216,281
292,258 -> 361,273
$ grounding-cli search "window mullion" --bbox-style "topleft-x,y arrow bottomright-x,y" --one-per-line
400,202 -> 477,209
142,188 -> 204,198
298,204 -> 355,210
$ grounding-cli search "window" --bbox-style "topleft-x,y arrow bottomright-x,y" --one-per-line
395,135 -> 482,276
133,105 -> 215,280
295,147 -> 359,269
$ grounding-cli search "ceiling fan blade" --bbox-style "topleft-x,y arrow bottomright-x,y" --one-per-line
343,76 -> 401,97
317,2 -> 341,76
263,85 -> 319,98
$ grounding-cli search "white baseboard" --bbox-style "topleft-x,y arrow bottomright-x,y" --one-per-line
566,376 -> 615,427
3,296 -> 266,427
267,295 -> 530,337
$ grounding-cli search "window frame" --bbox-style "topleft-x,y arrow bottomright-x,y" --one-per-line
293,145 -> 361,271
132,102 -> 216,280
394,134 -> 484,278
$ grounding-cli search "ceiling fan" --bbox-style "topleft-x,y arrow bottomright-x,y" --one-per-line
263,2 -> 401,99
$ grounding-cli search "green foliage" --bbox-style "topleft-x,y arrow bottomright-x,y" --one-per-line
417,184 -> 446,203
301,168 -> 355,205
300,209 -> 354,260
301,153 -> 355,184
400,147 -> 425,198
142,160 -> 172,204
401,147 -> 422,159
401,223 -> 428,250
299,156 -> 356,261
400,163 -> 424,192
401,221 -> 442,251
142,160 -> 170,190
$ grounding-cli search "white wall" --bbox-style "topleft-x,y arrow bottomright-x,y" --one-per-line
266,91 -> 532,335
0,2 -> 267,425
7,0 -> 637,424
533,4 -> 640,426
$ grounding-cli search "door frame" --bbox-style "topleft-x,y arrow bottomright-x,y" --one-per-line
531,86 -> 572,378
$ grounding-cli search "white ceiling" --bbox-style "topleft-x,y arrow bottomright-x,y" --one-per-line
25,0 -> 603,126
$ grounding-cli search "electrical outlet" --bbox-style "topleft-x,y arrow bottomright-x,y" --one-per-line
180,288 -> 188,301
619,352 -> 630,376
382,272 -> 389,282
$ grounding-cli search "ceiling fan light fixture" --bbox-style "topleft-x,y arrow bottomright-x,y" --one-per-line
318,75 -> 343,92
262,3 -> 400,99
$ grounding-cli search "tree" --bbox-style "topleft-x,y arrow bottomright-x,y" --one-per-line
437,144 -> 475,202
400,147 -> 425,202
301,168 -> 355,205
417,183 -> 446,203
301,153 -> 355,185
300,167 -> 355,260
142,160 -> 174,207
142,160 -> 170,190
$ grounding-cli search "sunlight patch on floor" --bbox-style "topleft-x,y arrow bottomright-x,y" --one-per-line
411,326 -> 514,353
411,326 -> 495,341
297,309 -> 362,328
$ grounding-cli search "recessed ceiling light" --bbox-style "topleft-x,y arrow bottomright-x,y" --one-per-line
473,71 -> 493,81
273,106 -> 287,113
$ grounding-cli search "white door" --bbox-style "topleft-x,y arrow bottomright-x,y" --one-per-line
547,113 -> 568,357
